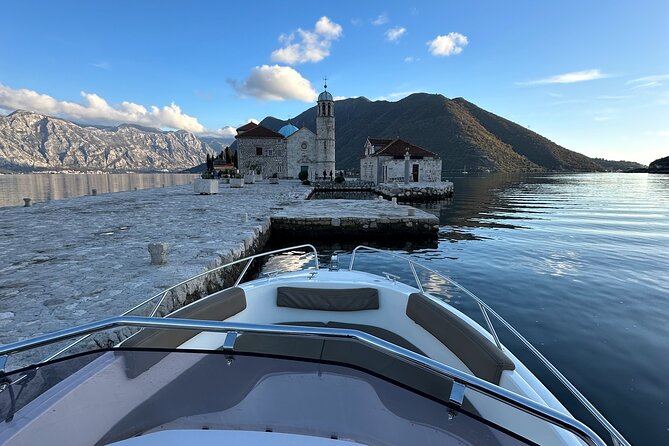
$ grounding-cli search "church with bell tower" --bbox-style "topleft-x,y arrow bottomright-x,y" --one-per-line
235,79 -> 336,180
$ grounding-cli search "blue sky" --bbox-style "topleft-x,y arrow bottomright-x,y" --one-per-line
0,0 -> 667,164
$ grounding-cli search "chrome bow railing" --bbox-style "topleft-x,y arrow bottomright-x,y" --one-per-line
348,245 -> 630,446
0,316 -> 606,446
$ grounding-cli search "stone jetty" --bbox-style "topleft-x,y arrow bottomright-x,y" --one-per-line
271,198 -> 439,238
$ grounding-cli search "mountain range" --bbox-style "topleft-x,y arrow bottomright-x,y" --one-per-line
0,94 -> 643,173
0,110 -> 213,172
260,93 -> 605,173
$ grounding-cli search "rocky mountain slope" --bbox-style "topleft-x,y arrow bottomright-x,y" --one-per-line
0,110 -> 213,172
261,93 -> 604,173
591,158 -> 647,172
649,156 -> 669,173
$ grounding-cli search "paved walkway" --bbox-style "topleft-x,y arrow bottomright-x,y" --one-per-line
0,180 -> 310,347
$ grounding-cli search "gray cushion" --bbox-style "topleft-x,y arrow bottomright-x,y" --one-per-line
277,287 -> 379,311
123,286 -> 247,349
406,293 -> 515,385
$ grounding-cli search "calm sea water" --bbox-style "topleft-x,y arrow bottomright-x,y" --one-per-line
0,173 -> 198,208
269,173 -> 669,446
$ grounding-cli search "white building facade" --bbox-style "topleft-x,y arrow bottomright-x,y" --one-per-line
360,137 -> 442,184
236,85 -> 336,180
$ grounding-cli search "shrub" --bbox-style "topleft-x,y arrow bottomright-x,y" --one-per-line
334,175 -> 345,184
298,170 -> 308,181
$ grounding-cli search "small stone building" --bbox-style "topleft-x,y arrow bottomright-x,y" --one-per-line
360,137 -> 442,184
235,84 -> 336,179
235,124 -> 288,177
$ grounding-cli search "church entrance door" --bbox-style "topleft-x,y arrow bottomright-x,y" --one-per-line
412,164 -> 419,182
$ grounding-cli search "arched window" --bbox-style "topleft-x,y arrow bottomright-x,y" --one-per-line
327,103 -> 331,116
321,103 -> 325,115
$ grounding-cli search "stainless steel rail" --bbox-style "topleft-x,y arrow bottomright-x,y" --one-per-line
0,316 -> 606,446
348,245 -> 631,446
42,244 -> 319,362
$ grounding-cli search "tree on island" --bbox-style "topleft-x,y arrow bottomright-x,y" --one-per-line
224,146 -> 233,164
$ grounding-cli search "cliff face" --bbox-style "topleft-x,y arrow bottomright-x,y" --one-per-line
0,110 -> 213,171
261,93 -> 605,173
649,156 -> 669,173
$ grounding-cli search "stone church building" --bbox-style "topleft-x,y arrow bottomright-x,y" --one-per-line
236,85 -> 336,180
360,137 -> 442,184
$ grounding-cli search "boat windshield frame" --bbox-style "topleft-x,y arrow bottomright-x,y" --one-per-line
1,316 -> 606,446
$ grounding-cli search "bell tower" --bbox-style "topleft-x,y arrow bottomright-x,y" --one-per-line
316,77 -> 335,177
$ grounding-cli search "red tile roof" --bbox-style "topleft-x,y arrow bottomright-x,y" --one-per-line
368,137 -> 393,146
235,125 -> 284,139
372,138 -> 439,158
236,122 -> 258,133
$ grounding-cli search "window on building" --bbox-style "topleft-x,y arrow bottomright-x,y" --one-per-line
327,103 -> 331,115
266,148 -> 274,156
277,164 -> 282,172
256,147 -> 263,156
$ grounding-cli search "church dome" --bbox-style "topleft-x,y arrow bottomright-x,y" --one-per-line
318,90 -> 333,101
278,123 -> 299,137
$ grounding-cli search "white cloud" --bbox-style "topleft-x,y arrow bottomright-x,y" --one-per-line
626,74 -> 669,85
372,13 -> 389,26
593,116 -> 614,122
374,91 -> 419,101
599,95 -> 631,100
386,26 -> 407,42
271,16 -> 342,65
649,130 -> 669,137
200,126 -> 237,138
404,56 -> 416,63
228,65 -> 317,102
427,32 -> 468,56
630,81 -> 662,90
518,69 -> 608,85
0,83 -> 206,132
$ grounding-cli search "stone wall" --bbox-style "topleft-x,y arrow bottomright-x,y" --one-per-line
271,215 -> 439,239
360,156 -> 377,182
360,156 -> 443,183
374,182 -> 454,202
237,136 -> 287,178
286,127 -> 317,179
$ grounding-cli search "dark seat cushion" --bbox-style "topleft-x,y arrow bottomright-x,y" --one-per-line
406,293 -> 515,385
123,286 -> 247,349
277,287 -> 379,311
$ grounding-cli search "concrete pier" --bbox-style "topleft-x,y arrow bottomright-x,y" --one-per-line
271,199 -> 439,238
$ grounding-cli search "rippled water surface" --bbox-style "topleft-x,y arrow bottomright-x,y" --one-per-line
0,173 -> 198,208
269,173 -> 669,446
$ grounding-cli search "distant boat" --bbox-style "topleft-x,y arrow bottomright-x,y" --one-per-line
462,165 -> 469,175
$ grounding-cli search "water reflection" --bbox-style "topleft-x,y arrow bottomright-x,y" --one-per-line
0,173 -> 198,208
263,173 -> 669,446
